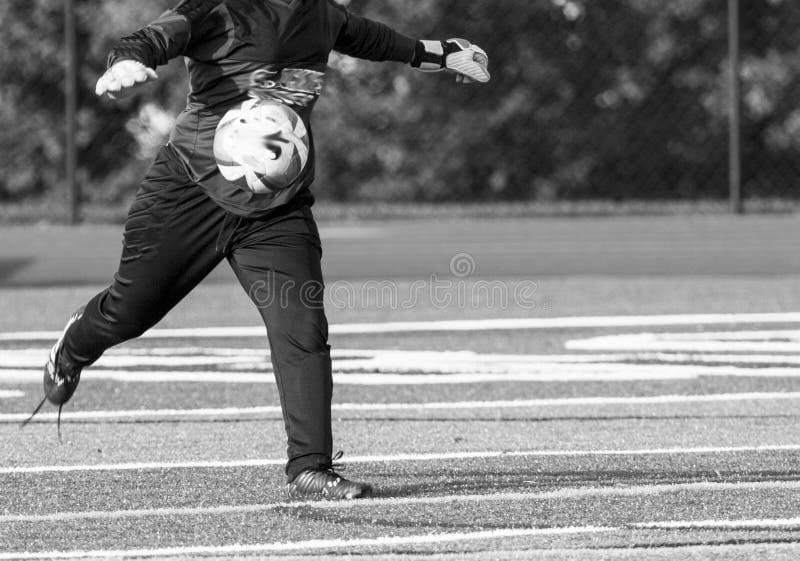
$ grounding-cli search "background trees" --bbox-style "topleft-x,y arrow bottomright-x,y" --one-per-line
2,0 -> 800,204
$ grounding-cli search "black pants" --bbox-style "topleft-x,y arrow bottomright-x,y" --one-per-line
61,146 -> 332,481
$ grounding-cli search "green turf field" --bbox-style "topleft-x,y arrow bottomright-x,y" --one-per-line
1,216 -> 800,559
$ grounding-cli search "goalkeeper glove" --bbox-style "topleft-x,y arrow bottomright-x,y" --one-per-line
95,60 -> 159,99
411,38 -> 490,84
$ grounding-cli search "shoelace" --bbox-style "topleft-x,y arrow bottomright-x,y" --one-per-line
20,396 -> 48,429
20,370 -> 71,444
328,450 -> 346,472
289,451 -> 347,488
20,396 -> 67,444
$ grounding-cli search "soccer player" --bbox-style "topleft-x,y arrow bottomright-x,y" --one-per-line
32,0 -> 489,500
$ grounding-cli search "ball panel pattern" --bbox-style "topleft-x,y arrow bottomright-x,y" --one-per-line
213,100 -> 310,194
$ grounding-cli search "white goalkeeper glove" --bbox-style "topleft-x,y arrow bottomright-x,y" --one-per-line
95,60 -> 159,99
412,38 -> 490,84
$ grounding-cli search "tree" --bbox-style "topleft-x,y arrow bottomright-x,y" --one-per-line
2,0 -> 800,205
0,0 -> 180,202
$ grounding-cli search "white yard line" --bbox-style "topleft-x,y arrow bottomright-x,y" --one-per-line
635,517 -> 800,529
0,349 -> 646,369
0,527 -> 612,560
0,352 -> 263,368
5,363 -> 800,384
5,349 -> 800,371
61,346 -> 800,364
0,349 -> 638,370
0,406 -> 285,422
0,367 -> 689,384
539,544 -> 800,556
3,480 -> 798,524
3,392 -> 799,423
0,390 -> 24,399
2,312 -> 800,342
6,348 -> 800,372
613,352 -> 800,365
648,330 -> 800,341
567,336 -> 800,353
3,445 -> 799,475
566,330 -> 800,353
2,517 -> 800,560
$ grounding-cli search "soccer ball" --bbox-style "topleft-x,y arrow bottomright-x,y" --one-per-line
213,99 -> 310,194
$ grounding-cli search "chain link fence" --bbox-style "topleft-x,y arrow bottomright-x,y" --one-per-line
2,0 -> 800,221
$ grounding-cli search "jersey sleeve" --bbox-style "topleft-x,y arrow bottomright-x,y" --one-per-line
106,0 -> 220,69
328,1 -> 417,63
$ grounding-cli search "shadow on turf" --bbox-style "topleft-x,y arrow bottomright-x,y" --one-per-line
367,469 -> 800,500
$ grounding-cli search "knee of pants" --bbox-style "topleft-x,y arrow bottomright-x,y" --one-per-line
267,311 -> 329,357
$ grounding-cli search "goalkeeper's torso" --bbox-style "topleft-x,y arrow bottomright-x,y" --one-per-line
108,0 -> 414,217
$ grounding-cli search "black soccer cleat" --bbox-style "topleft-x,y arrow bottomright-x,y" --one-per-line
287,453 -> 373,500
21,307 -> 85,440
43,307 -> 85,406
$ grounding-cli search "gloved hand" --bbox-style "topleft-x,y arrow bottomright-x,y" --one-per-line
95,60 -> 159,99
412,38 -> 490,84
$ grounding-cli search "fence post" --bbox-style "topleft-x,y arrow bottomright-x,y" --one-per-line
728,0 -> 743,214
65,0 -> 80,224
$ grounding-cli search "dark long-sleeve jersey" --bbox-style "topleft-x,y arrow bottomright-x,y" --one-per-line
108,0 -> 418,216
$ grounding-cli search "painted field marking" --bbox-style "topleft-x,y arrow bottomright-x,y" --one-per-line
0,390 -> 24,399
662,330 -> 800,340
0,527 -> 613,560
5,350 -> 800,381
3,517 -> 800,560
0,349 -> 267,369
6,363 -> 800,385
3,392 -> 800,423
2,311 -> 800,342
4,445 -> 799,475
0,348 -> 645,370
0,349 -> 624,370
606,352 -> 800,365
6,347 -> 800,373
3,480 -> 799,524
38,345 -> 800,364
540,544 -> 800,556
0,366 -> 686,384
566,331 -> 800,353
635,517 -> 800,530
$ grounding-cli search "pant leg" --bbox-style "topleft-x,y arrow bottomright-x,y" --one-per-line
62,146 -> 227,367
227,206 -> 332,481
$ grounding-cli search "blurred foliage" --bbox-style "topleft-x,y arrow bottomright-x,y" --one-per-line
2,0 -> 800,204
